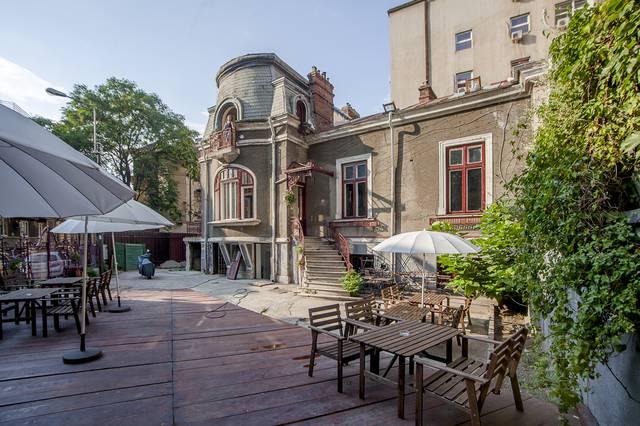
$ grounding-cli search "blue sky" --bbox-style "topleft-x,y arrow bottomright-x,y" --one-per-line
0,0 -> 401,134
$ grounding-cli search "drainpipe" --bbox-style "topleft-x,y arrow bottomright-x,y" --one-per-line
202,158 -> 209,273
389,111 -> 396,274
268,116 -> 277,282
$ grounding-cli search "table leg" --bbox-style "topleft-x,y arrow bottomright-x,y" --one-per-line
446,338 -> 453,363
30,301 -> 36,336
41,300 -> 48,338
359,343 -> 366,400
371,349 -> 379,375
409,355 -> 414,375
398,355 -> 405,419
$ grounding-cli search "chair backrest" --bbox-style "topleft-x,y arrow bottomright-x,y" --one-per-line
484,327 -> 529,393
86,278 -> 98,295
381,284 -> 400,304
438,305 -> 464,329
345,295 -> 376,324
308,304 -> 343,336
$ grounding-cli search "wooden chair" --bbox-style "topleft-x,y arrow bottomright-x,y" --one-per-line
85,278 -> 100,315
45,288 -> 85,334
414,327 -> 529,426
344,295 -> 384,336
381,284 -> 401,307
104,269 -> 113,301
308,304 -> 374,393
97,270 -> 112,306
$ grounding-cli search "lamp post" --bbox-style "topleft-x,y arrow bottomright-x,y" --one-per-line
46,88 -> 105,276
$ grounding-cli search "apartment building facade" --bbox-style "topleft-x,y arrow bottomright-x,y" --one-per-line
389,0 -> 596,108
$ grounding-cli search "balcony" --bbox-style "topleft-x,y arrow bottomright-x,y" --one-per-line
202,128 -> 239,163
185,221 -> 202,235
429,214 -> 481,234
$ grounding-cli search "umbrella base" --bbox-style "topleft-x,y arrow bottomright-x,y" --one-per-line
62,347 -> 103,364
108,305 -> 131,313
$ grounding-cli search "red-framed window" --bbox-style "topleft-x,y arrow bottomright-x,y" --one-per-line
214,167 -> 254,220
342,161 -> 367,218
446,143 -> 485,214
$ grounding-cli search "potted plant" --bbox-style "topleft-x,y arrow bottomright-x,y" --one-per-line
342,270 -> 364,297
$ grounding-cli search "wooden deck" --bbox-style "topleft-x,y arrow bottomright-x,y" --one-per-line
0,289 -> 568,425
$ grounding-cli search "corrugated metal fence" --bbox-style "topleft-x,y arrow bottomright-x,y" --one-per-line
107,231 -> 187,266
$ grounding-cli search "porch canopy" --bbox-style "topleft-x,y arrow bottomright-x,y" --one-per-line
283,160 -> 334,189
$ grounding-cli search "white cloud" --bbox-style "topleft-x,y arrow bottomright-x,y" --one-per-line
185,120 -> 206,135
0,56 -> 67,120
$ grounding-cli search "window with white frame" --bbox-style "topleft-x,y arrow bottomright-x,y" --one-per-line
455,30 -> 472,51
455,70 -> 473,92
214,167 -> 254,221
342,161 -> 368,218
510,13 -> 530,35
555,0 -> 587,24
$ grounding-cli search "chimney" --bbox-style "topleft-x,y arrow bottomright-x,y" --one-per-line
341,103 -> 360,120
308,66 -> 335,131
418,81 -> 437,104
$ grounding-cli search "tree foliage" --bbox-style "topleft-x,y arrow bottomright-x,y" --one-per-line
436,202 -> 523,302
508,0 -> 640,414
44,77 -> 198,222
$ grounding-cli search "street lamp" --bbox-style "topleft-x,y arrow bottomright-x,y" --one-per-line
45,87 -> 99,164
46,87 -> 105,277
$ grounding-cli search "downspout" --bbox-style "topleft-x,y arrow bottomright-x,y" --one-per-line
202,156 -> 210,273
269,116 -> 277,282
389,111 -> 396,273
425,0 -> 432,85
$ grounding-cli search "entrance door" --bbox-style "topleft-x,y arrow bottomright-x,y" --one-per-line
297,184 -> 306,235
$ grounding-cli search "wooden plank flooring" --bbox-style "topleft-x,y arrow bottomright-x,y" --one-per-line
0,289 -> 567,425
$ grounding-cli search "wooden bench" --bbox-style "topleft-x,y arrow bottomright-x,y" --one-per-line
308,304 -> 374,393
414,327 -> 528,426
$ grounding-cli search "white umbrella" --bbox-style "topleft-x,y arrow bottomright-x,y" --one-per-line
0,104 -> 134,364
373,230 -> 480,306
51,199 -> 173,312
0,104 -> 133,218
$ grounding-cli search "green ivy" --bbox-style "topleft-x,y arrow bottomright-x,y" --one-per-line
507,0 -> 640,415
342,270 -> 364,297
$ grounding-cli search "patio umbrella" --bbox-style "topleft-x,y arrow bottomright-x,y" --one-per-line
373,230 -> 480,306
0,104 -> 135,364
51,200 -> 173,312
0,104 -> 133,218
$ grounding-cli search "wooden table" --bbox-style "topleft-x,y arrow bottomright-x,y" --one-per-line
381,303 -> 430,323
0,288 -> 61,338
406,292 -> 449,308
38,277 -> 83,287
351,321 -> 460,419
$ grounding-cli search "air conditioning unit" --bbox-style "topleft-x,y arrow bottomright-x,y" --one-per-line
557,17 -> 570,29
511,30 -> 524,43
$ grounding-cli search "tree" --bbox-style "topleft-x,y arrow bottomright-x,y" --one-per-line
49,77 -> 198,222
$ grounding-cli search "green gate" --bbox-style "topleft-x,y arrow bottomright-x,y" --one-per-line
115,242 -> 146,271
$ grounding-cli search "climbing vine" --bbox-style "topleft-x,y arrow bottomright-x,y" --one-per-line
508,0 -> 640,415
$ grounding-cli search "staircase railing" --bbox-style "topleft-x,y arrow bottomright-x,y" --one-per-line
326,224 -> 352,271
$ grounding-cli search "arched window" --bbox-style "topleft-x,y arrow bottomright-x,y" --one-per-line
220,106 -> 237,129
295,100 -> 307,124
214,167 -> 255,220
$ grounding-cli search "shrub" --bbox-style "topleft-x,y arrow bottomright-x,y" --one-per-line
342,270 -> 364,296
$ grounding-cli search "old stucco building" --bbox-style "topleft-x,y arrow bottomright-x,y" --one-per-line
187,50 -> 544,299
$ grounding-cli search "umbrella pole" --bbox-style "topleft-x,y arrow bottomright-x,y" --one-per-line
63,216 -> 103,364
108,232 -> 131,313
421,253 -> 425,308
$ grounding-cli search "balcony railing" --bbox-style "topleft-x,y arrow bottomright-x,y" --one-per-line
202,128 -> 239,163
429,214 -> 482,232
185,221 -> 201,235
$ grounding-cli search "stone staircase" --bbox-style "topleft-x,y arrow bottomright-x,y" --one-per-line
297,236 -> 359,301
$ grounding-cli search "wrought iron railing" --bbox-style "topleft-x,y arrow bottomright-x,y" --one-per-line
185,221 -> 201,235
326,224 -> 352,271
429,214 -> 482,232
211,128 -> 236,150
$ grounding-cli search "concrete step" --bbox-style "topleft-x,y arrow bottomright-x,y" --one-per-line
305,265 -> 346,271
306,269 -> 346,275
304,284 -> 348,294
305,278 -> 344,285
295,292 -> 361,301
